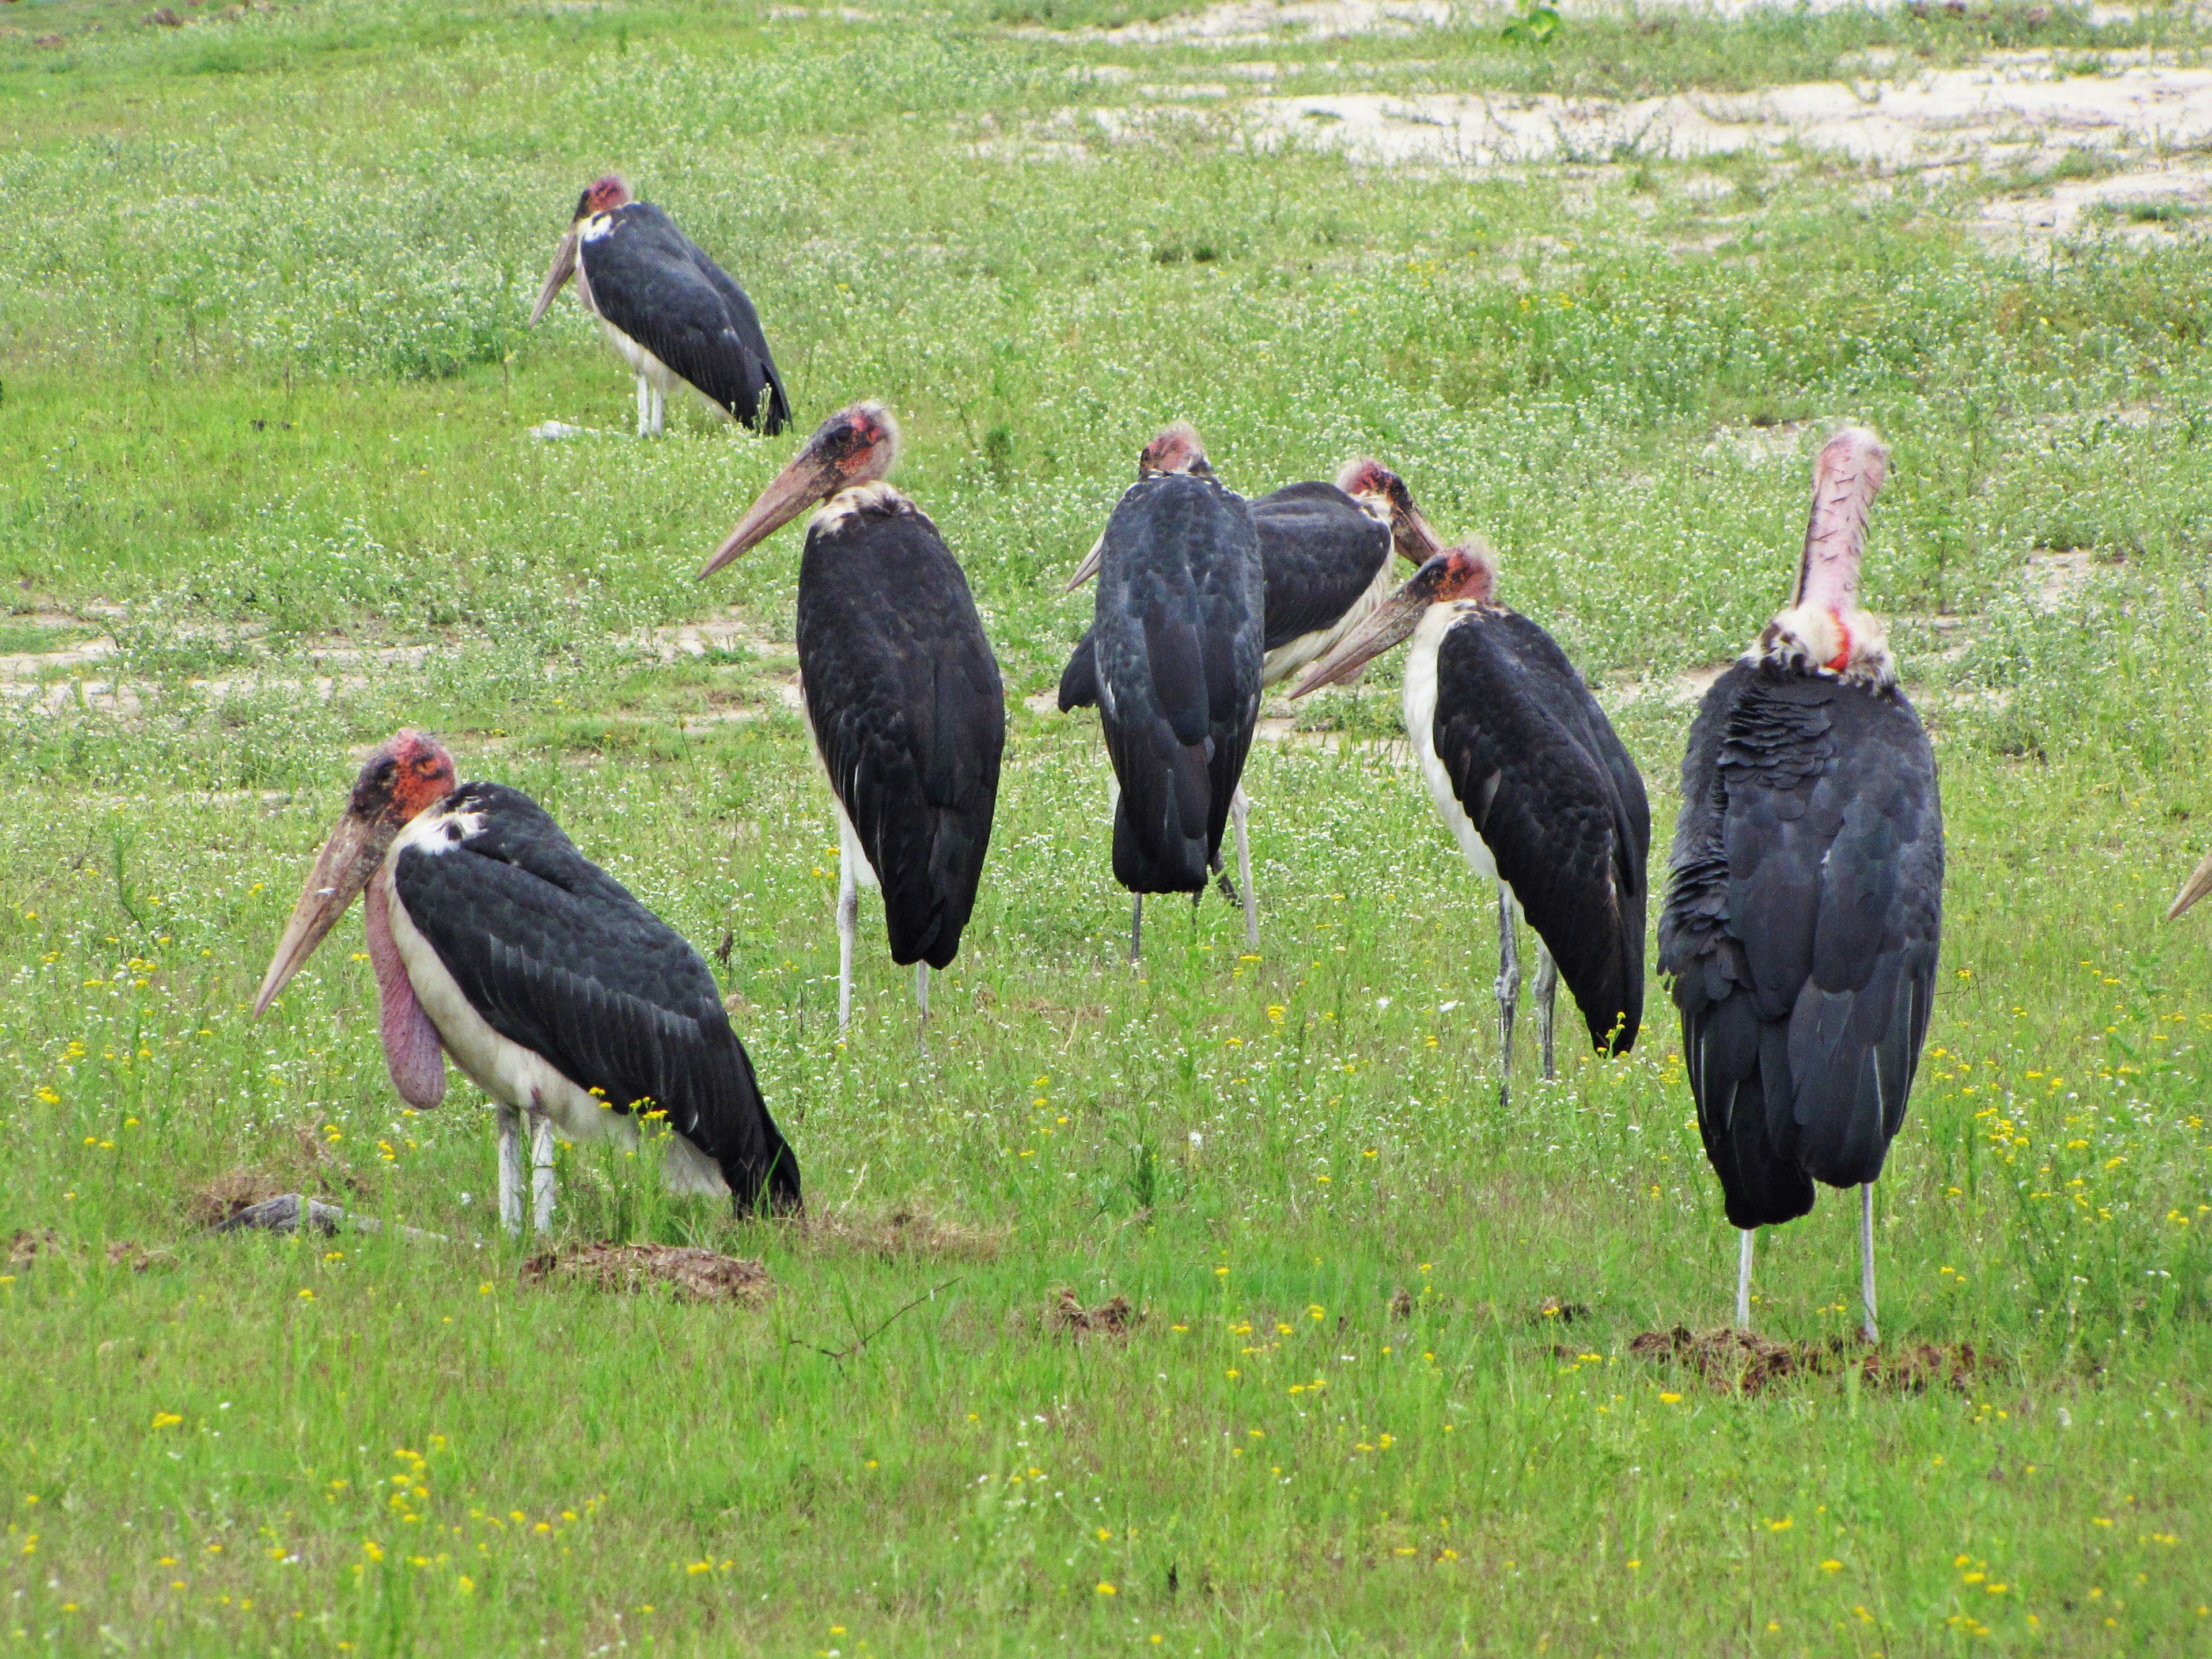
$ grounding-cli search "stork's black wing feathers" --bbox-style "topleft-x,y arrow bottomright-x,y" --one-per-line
582,203 -> 788,433
392,783 -> 799,1211
1092,474 -> 1264,893
1658,664 -> 1943,1229
1430,611 -> 1650,1054
798,496 -> 1006,968
1249,482 -> 1393,652
1058,623 -> 1101,713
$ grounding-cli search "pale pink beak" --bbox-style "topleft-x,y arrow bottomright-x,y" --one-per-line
527,230 -> 579,328
1064,532 -> 1107,592
2169,849 -> 2212,921
253,812 -> 391,1018
699,450 -> 842,579
1290,586 -> 1430,699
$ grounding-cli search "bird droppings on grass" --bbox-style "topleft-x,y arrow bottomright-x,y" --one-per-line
1046,1286 -> 1140,1336
518,1243 -> 775,1305
1628,1325 -> 1982,1396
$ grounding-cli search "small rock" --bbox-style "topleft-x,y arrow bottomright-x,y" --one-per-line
529,420 -> 594,441
145,7 -> 181,24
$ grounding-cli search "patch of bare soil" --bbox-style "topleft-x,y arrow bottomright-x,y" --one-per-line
520,1243 -> 774,1304
7,1228 -> 169,1272
1047,1287 -> 1140,1336
1630,1325 -> 1980,1395
796,1205 -> 1008,1261
1535,1296 -> 1592,1323
186,1131 -> 364,1229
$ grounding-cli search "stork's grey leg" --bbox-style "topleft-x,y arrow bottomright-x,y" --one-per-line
1737,1228 -> 1755,1330
1130,895 -> 1144,964
836,847 -> 858,1039
1232,786 -> 1257,950
1495,885 -> 1521,1106
1859,1184 -> 1880,1346
635,372 -> 652,438
915,960 -> 930,1024
649,381 -> 665,437
497,1104 -> 524,1237
529,1113 -> 556,1236
1534,943 -> 1559,1081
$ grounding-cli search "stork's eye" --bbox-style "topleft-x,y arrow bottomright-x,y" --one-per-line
373,759 -> 397,784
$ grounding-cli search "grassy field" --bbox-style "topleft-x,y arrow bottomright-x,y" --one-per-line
6,0 -> 2212,1652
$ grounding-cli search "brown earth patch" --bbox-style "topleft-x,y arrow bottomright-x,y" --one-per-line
1535,1297 -> 1592,1324
519,1243 -> 774,1305
1630,1325 -> 1979,1395
1047,1287 -> 1139,1336
796,1205 -> 1006,1262
7,1229 -> 169,1272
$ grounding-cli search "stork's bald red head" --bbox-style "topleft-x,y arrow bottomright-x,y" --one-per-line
1336,458 -> 1441,566
1290,541 -> 1498,699
1139,422 -> 1212,479
575,175 -> 633,221
253,731 -> 458,1018
351,729 -> 458,827
699,402 -> 903,578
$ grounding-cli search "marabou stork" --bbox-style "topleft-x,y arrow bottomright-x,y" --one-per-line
699,403 -> 1005,1035
1657,427 -> 1943,1343
1083,422 -> 1266,960
1292,535 -> 1649,1103
1057,448 -> 1436,941
254,731 -> 800,1234
528,175 -> 790,438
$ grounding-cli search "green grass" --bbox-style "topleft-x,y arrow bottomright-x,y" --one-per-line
5,0 -> 2212,1652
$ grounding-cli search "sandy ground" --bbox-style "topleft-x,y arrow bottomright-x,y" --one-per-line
1228,53 -> 2212,171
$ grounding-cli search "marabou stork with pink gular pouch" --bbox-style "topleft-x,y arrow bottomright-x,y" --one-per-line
254,731 -> 800,1235
528,175 -> 790,438
699,403 -> 1005,1035
1080,422 -> 1266,960
1291,528 -> 1649,1104
1057,444 -> 1437,942
1659,427 -> 1943,1343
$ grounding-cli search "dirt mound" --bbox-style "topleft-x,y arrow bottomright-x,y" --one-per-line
1629,1325 -> 1978,1396
797,1205 -> 1006,1262
8,1229 -> 169,1272
185,1169 -> 291,1230
520,1243 -> 774,1305
1047,1287 -> 1138,1336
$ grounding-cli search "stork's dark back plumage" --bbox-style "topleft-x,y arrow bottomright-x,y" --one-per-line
1659,662 -> 1943,1228
582,202 -> 790,433
1092,472 -> 1263,892
1058,479 -> 1387,710
796,488 -> 1006,968
1430,608 -> 1650,1052
391,782 -> 800,1211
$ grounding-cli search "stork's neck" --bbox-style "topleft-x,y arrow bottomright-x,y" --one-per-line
1749,603 -> 1896,688
809,480 -> 914,537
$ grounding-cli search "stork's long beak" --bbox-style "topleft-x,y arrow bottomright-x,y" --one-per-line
1289,585 -> 1430,699
2168,848 -> 2212,921
527,230 -> 579,328
1394,505 -> 1445,566
253,812 -> 393,1018
698,449 -> 842,579
1063,531 -> 1107,592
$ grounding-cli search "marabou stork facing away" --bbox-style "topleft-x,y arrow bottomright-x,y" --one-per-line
1291,535 -> 1649,1103
1058,444 -> 1435,943
699,403 -> 1005,1035
1657,427 -> 1943,1343
254,731 -> 800,1234
1084,423 -> 1266,960
528,175 -> 790,438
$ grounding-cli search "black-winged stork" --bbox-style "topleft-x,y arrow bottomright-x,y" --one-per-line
253,730 -> 800,1233
1657,427 -> 1942,1342
1083,422 -> 1266,960
699,403 -> 1005,1035
1291,537 -> 1649,1103
528,175 -> 791,438
1058,452 -> 1435,944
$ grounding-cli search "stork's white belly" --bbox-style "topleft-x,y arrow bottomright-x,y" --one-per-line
593,319 -> 680,395
800,682 -> 881,890
379,830 -> 729,1197
1262,558 -> 1396,688
1404,603 -> 1505,896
